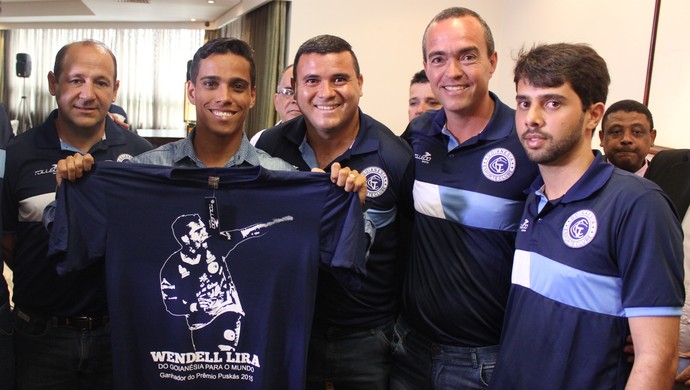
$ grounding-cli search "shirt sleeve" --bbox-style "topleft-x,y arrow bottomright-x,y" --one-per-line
319,184 -> 367,290
48,165 -> 108,275
617,189 -> 685,316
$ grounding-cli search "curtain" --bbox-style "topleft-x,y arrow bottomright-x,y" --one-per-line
204,29 -> 222,43
244,1 -> 290,138
218,1 -> 290,138
219,17 -> 245,42
4,29 -> 204,131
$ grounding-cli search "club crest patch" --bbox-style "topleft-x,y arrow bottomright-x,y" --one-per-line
117,153 -> 135,162
481,148 -> 516,182
361,166 -> 388,198
562,210 -> 597,248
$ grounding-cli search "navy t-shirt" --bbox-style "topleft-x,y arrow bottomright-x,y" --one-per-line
49,163 -> 366,389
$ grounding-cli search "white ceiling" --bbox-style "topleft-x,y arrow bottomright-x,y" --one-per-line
0,0 -> 249,28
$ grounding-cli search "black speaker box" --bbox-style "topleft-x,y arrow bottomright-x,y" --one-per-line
16,53 -> 32,78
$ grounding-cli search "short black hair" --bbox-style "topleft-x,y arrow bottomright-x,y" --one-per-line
602,99 -> 654,131
514,43 -> 610,110
190,38 -> 256,87
293,34 -> 360,80
422,7 -> 495,61
410,70 -> 430,86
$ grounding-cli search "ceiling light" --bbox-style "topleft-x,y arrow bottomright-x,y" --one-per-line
191,18 -> 197,21
208,1 -> 215,3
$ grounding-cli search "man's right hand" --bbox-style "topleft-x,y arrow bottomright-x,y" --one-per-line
56,153 -> 94,187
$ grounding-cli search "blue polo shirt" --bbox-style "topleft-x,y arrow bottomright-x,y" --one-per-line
401,92 -> 539,346
255,110 -> 414,328
491,152 -> 684,389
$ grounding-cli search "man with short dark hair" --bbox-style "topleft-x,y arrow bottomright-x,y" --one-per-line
391,8 -> 539,389
599,99 -> 656,176
408,69 -> 441,121
2,40 -> 153,389
255,34 -> 414,389
491,43 -> 683,389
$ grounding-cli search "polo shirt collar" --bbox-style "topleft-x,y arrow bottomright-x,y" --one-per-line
295,109 -> 380,168
434,92 -> 514,148
529,150 -> 614,204
36,109 -> 127,153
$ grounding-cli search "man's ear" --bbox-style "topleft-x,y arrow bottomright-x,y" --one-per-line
587,102 -> 606,133
48,72 -> 58,97
187,80 -> 196,105
112,80 -> 120,103
250,86 -> 256,109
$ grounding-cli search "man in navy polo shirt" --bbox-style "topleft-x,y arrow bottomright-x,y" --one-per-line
255,34 -> 414,389
491,43 -> 683,389
2,40 -> 153,389
391,8 -> 539,389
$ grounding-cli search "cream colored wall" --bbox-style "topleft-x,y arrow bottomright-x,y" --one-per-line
647,0 -> 690,148
288,0 -> 666,148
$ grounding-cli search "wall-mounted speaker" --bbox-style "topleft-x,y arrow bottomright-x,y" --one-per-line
16,53 -> 32,78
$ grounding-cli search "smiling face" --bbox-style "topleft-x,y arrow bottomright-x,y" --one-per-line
423,16 -> 496,117
188,52 -> 256,139
516,80 -> 602,166
48,43 -> 119,135
599,111 -> 656,173
294,51 -> 363,135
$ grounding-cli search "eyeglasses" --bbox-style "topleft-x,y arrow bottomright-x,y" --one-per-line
277,87 -> 294,97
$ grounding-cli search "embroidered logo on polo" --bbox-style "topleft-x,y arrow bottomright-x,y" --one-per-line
34,164 -> 57,176
117,153 -> 134,162
481,148 -> 516,182
519,219 -> 530,233
562,210 -> 597,248
361,166 -> 389,198
414,152 -> 432,164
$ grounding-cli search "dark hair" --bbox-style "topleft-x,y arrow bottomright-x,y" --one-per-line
293,34 -> 360,79
513,43 -> 610,110
190,38 -> 256,87
53,40 -> 118,80
602,99 -> 654,131
410,70 -> 430,86
422,7 -> 495,60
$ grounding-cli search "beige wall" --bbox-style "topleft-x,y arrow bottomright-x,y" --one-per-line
288,0 -> 681,148
647,0 -> 690,148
